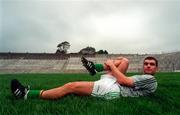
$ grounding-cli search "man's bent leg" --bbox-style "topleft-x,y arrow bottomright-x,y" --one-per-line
96,58 -> 123,72
103,59 -> 122,70
40,82 -> 94,100
81,56 -> 128,74
104,58 -> 129,73
117,58 -> 129,74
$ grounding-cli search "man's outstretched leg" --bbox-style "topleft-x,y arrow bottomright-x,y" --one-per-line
41,82 -> 93,99
11,79 -> 94,100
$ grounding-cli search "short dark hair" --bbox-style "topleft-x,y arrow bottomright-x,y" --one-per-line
144,56 -> 158,67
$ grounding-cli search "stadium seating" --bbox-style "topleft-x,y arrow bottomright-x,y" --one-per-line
0,59 -> 67,73
0,52 -> 180,73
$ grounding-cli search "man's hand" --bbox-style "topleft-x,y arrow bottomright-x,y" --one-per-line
104,59 -> 115,68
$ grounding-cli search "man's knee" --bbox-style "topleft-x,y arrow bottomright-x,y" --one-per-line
117,58 -> 129,73
122,58 -> 129,65
116,57 -> 129,64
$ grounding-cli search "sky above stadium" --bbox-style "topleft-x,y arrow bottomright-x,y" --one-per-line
0,0 -> 180,54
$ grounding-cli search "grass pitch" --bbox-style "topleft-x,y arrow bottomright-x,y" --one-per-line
0,73 -> 180,115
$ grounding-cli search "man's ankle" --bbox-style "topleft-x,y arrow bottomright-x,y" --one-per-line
94,64 -> 104,72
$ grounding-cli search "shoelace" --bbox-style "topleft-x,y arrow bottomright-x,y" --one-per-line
24,85 -> 30,100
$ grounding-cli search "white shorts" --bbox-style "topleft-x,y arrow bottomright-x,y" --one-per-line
91,74 -> 120,99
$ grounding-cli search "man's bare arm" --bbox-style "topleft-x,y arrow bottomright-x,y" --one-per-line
105,60 -> 134,87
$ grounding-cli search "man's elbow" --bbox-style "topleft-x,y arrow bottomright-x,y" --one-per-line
118,78 -> 134,87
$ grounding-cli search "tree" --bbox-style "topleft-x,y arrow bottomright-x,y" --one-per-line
97,50 -> 104,54
96,49 -> 108,54
104,50 -> 108,54
79,46 -> 96,55
56,41 -> 70,54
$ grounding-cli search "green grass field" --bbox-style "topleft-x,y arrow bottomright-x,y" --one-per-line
0,73 -> 180,115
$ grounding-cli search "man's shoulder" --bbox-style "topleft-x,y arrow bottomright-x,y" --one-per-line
131,74 -> 155,82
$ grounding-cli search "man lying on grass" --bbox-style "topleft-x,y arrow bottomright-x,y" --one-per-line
11,56 -> 158,100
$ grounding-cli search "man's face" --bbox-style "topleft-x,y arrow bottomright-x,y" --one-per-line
143,59 -> 158,75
